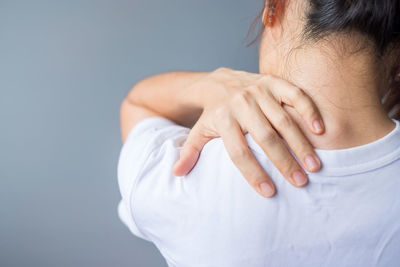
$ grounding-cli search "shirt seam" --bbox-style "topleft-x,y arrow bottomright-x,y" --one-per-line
306,148 -> 400,176
127,146 -> 154,241
319,157 -> 400,177
248,140 -> 400,177
121,118 -> 171,241
126,130 -> 173,240
125,120 -> 185,266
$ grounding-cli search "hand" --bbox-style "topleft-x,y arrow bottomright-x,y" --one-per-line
172,67 -> 324,198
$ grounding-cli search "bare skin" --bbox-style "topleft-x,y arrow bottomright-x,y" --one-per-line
121,69 -> 325,198
258,0 -> 395,150
120,0 -> 397,198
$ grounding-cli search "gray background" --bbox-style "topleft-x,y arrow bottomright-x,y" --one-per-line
0,0 -> 261,266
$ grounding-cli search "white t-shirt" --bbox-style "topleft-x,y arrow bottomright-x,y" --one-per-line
118,116 -> 400,267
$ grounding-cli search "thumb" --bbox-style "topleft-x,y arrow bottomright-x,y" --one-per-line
172,122 -> 212,176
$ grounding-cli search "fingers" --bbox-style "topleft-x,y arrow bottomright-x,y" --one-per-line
233,98 -> 310,187
261,76 -> 325,135
217,118 -> 276,198
255,93 -> 321,175
172,122 -> 211,176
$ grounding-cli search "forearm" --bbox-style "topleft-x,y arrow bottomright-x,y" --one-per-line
121,71 -> 209,142
129,71 -> 209,123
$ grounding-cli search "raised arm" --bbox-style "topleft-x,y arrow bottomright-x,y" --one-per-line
121,67 -> 324,197
121,71 -> 208,142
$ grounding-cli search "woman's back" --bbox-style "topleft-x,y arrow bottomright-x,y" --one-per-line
118,117 -> 400,267
118,0 -> 400,265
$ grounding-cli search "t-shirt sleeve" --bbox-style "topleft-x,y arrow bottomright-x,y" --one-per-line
117,116 -> 190,242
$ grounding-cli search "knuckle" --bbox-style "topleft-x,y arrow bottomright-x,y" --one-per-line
295,95 -> 317,119
305,106 -> 318,119
276,113 -> 293,129
291,86 -> 305,100
278,160 -> 297,178
282,165 -> 296,179
258,74 -> 272,84
232,90 -> 252,106
298,139 -> 314,153
230,145 -> 250,161
258,128 -> 277,145
216,67 -> 231,73
234,69 -> 246,75
246,85 -> 263,96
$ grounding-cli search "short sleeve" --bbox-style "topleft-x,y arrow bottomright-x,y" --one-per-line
116,116 -> 283,266
117,116 -> 189,241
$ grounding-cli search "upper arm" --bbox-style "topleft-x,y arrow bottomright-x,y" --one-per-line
116,116 -> 278,265
117,116 -> 190,241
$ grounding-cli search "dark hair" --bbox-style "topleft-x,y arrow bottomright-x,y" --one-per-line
245,0 -> 400,119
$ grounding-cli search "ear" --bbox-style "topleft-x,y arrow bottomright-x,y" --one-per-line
262,6 -> 268,26
262,0 -> 285,27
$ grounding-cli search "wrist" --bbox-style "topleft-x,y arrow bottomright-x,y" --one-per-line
178,76 -> 209,109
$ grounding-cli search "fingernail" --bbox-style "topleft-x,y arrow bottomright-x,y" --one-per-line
292,170 -> 308,186
313,119 -> 323,133
304,155 -> 320,171
259,182 -> 275,198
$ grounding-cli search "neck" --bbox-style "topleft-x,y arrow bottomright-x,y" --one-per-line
280,46 -> 395,149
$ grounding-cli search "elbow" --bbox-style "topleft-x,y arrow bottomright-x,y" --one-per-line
119,84 -> 158,143
120,85 -> 138,143
120,84 -> 141,124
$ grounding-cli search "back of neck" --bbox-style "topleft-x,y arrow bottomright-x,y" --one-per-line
282,46 -> 395,149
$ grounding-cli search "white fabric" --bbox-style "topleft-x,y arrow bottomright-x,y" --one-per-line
118,116 -> 400,267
